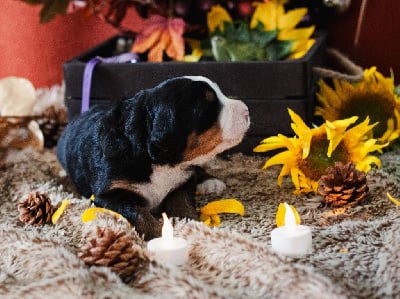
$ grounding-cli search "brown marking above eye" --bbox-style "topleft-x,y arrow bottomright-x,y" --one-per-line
205,89 -> 216,102
183,125 -> 223,161
109,180 -> 138,192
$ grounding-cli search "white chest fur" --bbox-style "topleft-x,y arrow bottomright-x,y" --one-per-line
135,164 -> 192,208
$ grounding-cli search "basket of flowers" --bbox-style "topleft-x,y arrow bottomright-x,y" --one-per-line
25,0 -> 328,151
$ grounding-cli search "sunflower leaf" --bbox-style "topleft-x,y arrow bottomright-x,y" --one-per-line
234,22 -> 251,43
395,84 -> 400,97
249,23 -> 278,48
265,40 -> 293,61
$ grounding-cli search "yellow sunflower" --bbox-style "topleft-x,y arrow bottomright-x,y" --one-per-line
253,109 -> 387,194
206,1 -> 315,60
207,5 -> 233,34
315,67 -> 400,144
250,1 -> 315,59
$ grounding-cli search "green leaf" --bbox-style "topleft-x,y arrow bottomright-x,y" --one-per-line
220,21 -> 237,40
211,36 -> 232,61
265,40 -> 293,61
250,26 -> 278,48
225,42 -> 258,61
234,22 -> 251,43
39,0 -> 70,23
395,84 -> 400,97
200,39 -> 213,58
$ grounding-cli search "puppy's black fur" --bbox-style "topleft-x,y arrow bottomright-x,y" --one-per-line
57,77 -> 232,239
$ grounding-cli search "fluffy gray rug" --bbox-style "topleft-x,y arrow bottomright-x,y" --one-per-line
0,145 -> 399,298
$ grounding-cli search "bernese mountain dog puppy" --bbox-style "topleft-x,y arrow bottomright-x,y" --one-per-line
57,76 -> 250,239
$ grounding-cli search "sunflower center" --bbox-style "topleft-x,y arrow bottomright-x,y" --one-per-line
338,91 -> 395,138
298,134 -> 349,180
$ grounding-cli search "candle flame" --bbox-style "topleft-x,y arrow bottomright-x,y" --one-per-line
161,213 -> 174,241
275,202 -> 301,227
284,202 -> 297,230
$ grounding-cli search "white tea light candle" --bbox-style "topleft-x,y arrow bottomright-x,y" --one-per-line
271,203 -> 312,257
147,213 -> 189,266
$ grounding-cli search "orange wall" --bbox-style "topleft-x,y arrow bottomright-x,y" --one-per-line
0,1 -> 117,88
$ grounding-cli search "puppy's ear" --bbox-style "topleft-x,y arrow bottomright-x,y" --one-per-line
148,108 -> 186,164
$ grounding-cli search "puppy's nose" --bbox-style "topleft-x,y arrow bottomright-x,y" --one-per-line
244,107 -> 250,119
241,105 -> 250,125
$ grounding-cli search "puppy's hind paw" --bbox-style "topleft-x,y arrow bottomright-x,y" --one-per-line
196,178 -> 226,195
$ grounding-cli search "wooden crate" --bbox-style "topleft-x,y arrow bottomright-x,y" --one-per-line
63,33 -> 327,152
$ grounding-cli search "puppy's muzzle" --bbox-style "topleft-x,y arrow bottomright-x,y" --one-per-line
220,99 -> 250,145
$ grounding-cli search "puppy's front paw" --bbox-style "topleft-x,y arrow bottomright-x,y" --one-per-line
196,178 -> 226,195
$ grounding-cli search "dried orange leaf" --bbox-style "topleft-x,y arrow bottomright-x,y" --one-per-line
132,15 -> 185,62
166,18 -> 185,60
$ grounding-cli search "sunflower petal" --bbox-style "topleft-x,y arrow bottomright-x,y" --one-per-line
288,109 -> 313,158
200,199 -> 245,226
356,155 -> 381,172
253,135 -> 286,152
251,1 -> 278,31
81,207 -> 125,223
290,167 -> 301,190
278,26 -> 315,41
289,38 -> 314,55
326,116 -> 358,157
288,108 -> 310,133
278,7 -> 307,31
263,151 -> 293,169
317,80 -> 342,111
207,5 -> 232,33
51,199 -> 71,224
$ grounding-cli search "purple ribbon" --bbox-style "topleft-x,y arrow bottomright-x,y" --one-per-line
81,52 -> 139,114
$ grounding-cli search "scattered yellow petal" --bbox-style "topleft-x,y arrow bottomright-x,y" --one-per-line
200,199 -> 245,227
51,199 -> 71,224
387,192 -> 400,206
81,207 -> 125,223
275,202 -> 301,227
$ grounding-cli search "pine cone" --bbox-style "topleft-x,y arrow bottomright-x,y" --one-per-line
79,226 -> 149,282
36,106 -> 67,148
17,191 -> 54,225
318,161 -> 369,207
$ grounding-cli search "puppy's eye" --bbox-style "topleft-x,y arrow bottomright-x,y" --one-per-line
205,90 -> 216,102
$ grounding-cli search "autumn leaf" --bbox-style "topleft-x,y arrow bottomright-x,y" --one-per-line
132,15 -> 186,62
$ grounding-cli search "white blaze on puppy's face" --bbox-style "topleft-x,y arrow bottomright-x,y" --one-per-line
185,76 -> 250,152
